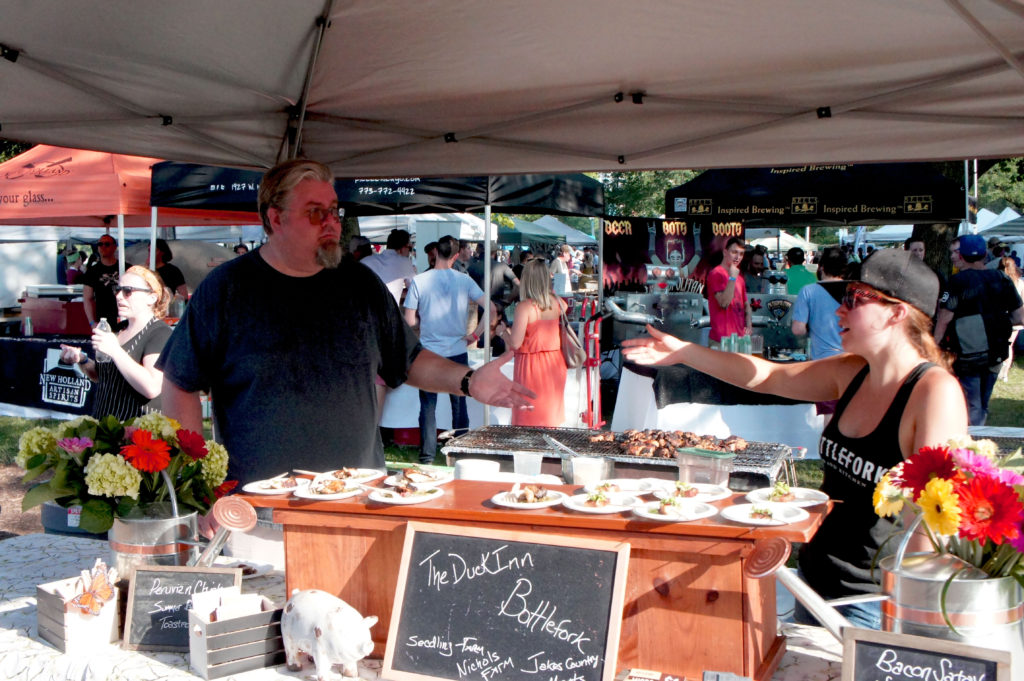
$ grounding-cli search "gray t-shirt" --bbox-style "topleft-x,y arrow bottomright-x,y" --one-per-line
157,251 -> 421,484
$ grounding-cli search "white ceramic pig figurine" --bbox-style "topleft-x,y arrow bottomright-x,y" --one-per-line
281,589 -> 378,680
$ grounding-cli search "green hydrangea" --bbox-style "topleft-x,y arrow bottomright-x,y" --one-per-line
57,415 -> 99,438
83,453 -> 142,499
201,440 -> 229,487
16,426 -> 58,469
133,412 -> 181,445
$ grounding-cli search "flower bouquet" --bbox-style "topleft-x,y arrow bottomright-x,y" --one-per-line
873,436 -> 1024,586
17,413 -> 235,533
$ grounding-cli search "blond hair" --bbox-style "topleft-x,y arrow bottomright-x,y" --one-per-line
519,259 -> 556,311
257,159 -> 334,235
125,265 -> 172,320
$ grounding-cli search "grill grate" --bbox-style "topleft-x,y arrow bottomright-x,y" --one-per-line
441,425 -> 792,490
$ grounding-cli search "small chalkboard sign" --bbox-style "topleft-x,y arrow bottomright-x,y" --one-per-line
384,522 -> 630,681
123,565 -> 240,651
842,627 -> 1012,681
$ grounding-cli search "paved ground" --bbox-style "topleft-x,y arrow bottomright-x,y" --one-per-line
0,464 -> 43,539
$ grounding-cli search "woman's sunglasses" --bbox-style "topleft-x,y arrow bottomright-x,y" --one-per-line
842,286 -> 893,310
114,285 -> 153,298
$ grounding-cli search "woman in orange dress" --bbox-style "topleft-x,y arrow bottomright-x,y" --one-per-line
506,258 -> 568,426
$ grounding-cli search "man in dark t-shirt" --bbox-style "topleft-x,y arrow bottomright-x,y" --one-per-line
935,234 -> 1024,425
157,159 -> 535,485
80,236 -> 130,327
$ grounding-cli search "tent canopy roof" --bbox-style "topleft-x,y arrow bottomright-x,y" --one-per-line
0,145 -> 258,227
1,2 -> 1022,177
665,162 -> 970,226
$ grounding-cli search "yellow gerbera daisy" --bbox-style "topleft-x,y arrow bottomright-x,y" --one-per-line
873,474 -> 905,517
918,477 -> 961,536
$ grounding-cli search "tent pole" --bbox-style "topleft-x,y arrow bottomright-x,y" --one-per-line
117,215 -> 126,276
964,160 -> 972,234
483,203 -> 492,427
150,207 -> 158,270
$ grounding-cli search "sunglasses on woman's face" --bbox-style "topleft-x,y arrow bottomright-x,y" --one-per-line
842,287 -> 890,310
114,285 -> 153,298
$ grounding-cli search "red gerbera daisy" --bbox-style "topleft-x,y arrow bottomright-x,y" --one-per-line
120,429 -> 172,473
957,474 -> 1023,545
176,429 -> 208,460
902,446 -> 957,500
214,480 -> 239,499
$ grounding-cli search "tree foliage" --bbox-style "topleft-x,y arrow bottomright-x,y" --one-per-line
0,139 -> 30,163
978,158 -> 1024,212
603,170 -> 699,217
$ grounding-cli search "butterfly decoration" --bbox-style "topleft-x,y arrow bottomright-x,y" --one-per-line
66,558 -> 118,616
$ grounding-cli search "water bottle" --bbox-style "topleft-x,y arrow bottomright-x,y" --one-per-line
95,318 -> 112,363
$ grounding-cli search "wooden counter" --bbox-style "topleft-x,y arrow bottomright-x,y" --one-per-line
243,480 -> 829,681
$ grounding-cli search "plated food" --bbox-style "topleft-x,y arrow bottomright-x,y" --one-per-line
745,483 -> 829,508
719,502 -> 810,526
293,476 -> 364,501
651,481 -> 732,503
221,560 -> 273,579
241,476 -> 310,495
326,467 -> 385,483
561,493 -> 638,514
632,498 -> 719,522
491,484 -> 566,509
582,478 -> 662,495
369,485 -> 444,505
384,466 -> 453,487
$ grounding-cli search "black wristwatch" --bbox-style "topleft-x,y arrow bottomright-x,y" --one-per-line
460,369 -> 475,397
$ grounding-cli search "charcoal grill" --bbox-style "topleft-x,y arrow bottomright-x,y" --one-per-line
441,425 -> 793,491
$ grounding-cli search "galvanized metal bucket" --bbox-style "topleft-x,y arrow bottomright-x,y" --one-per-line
108,504 -> 199,577
879,551 -> 1024,659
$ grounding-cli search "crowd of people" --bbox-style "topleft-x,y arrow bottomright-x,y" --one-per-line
49,158 -> 1022,635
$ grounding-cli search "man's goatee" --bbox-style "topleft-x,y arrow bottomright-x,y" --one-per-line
316,242 -> 342,269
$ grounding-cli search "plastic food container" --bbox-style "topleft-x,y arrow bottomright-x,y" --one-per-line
675,448 -> 736,486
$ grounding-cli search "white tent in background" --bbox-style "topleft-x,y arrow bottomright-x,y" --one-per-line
862,225 -> 914,243
977,207 -> 1022,234
749,230 -> 816,253
533,216 -> 597,246
358,213 -> 488,244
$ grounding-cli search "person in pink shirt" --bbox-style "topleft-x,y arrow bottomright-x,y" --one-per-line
707,236 -> 751,344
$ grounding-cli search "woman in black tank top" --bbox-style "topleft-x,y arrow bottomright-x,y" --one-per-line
623,250 -> 968,629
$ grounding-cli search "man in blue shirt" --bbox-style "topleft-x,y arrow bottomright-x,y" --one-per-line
405,235 -> 496,463
791,247 -> 847,419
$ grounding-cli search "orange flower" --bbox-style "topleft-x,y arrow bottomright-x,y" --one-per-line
120,429 -> 171,473
176,429 -> 208,460
214,480 -> 238,498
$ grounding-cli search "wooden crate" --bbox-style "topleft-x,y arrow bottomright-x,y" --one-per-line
35,577 -> 120,653
188,597 -> 286,680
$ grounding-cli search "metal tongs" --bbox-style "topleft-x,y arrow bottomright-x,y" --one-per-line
542,434 -> 580,459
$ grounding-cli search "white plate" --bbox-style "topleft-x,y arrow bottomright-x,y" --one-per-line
384,470 -> 454,487
320,468 -> 386,483
582,478 -> 664,495
241,477 -> 310,495
293,481 -> 364,501
633,500 -> 719,522
220,560 -> 273,580
719,502 -> 810,526
561,493 -> 639,514
651,482 -> 732,503
490,490 -> 567,510
369,487 -> 444,505
745,487 -> 829,508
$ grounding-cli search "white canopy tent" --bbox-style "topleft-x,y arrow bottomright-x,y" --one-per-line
533,216 -> 598,246
749,231 -> 817,254
357,213 -> 488,244
1,2 -> 1022,177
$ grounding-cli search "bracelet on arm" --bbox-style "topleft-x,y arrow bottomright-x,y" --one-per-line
78,355 -> 89,365
460,369 -> 475,397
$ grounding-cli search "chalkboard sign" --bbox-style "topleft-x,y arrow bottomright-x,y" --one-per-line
123,566 -> 240,651
384,522 -> 630,681
842,628 -> 1012,681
